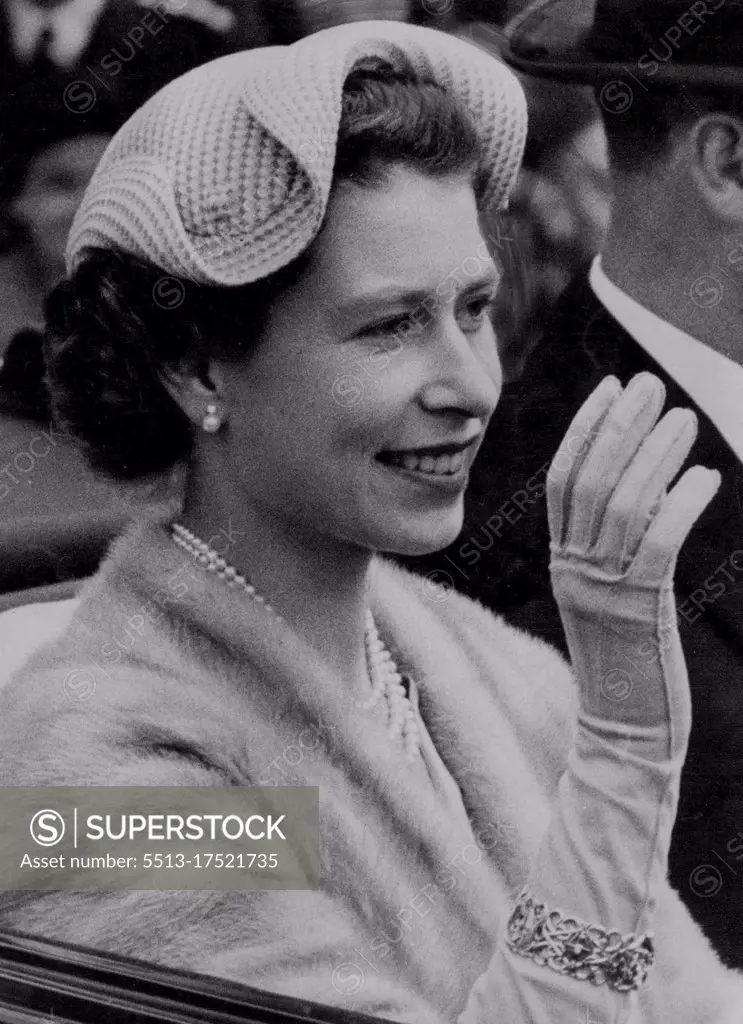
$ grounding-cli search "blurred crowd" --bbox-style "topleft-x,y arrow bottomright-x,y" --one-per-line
0,0 -> 610,379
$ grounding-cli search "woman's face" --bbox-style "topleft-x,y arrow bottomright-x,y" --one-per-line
219,166 -> 502,557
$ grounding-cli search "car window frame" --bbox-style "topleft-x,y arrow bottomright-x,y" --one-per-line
0,928 -> 392,1024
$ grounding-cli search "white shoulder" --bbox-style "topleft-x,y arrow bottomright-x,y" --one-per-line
0,598 -> 79,691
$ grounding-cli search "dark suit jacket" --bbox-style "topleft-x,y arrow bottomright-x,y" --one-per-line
402,270 -> 743,966
0,0 -> 235,199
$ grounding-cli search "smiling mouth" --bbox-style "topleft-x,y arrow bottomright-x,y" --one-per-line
376,440 -> 476,477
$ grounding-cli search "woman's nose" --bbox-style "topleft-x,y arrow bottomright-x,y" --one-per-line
419,323 -> 502,422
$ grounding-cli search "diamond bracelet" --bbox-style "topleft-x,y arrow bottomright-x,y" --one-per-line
505,888 -> 656,993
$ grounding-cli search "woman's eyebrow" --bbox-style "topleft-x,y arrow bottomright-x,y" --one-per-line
336,266 -> 501,319
335,287 -> 432,319
460,267 -> 501,294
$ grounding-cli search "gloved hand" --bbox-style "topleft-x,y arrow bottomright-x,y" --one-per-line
548,371 -> 720,763
531,371 -> 721,939
460,374 -> 726,1024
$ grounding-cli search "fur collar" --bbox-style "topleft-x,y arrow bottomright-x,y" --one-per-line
1,515 -> 740,1021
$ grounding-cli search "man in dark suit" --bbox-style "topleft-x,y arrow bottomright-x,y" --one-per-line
0,0 -> 238,201
403,0 -> 743,966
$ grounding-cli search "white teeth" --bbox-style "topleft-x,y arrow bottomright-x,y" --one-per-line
388,450 -> 466,475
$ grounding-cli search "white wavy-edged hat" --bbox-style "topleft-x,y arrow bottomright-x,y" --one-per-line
66,20 -> 527,286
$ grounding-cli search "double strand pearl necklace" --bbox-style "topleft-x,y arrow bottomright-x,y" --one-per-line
171,522 -> 420,763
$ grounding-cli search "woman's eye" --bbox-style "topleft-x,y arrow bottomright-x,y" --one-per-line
363,315 -> 412,338
458,294 -> 496,331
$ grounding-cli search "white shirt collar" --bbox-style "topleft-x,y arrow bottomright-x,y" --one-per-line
7,0 -> 108,68
590,254 -> 743,464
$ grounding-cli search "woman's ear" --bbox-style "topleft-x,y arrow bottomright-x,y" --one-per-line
688,113 -> 743,223
159,359 -> 227,429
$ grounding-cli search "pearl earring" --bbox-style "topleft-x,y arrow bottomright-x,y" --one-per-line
202,404 -> 222,434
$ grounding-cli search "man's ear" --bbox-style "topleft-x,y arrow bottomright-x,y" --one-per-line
688,113 -> 743,222
159,359 -> 227,428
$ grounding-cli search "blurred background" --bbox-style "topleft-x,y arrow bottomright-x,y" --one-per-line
0,0 -> 610,376
0,0 -> 610,597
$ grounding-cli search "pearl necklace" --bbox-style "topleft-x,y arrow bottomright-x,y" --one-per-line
171,522 -> 420,763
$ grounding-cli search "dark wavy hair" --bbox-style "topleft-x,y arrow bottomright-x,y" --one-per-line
0,58 -> 481,479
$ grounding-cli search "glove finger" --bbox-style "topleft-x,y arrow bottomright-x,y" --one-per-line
565,373 -> 666,553
631,465 -> 722,583
546,375 -> 622,549
592,407 -> 698,571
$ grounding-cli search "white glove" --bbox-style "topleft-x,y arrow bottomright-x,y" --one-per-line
541,372 -> 720,930
458,373 -> 723,1024
549,372 -> 720,763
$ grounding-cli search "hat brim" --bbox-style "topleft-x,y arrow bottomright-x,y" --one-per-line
502,49 -> 743,89
501,0 -> 743,88
67,22 -> 528,285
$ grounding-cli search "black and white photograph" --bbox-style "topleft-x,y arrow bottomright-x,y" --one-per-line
0,1 -> 741,1021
